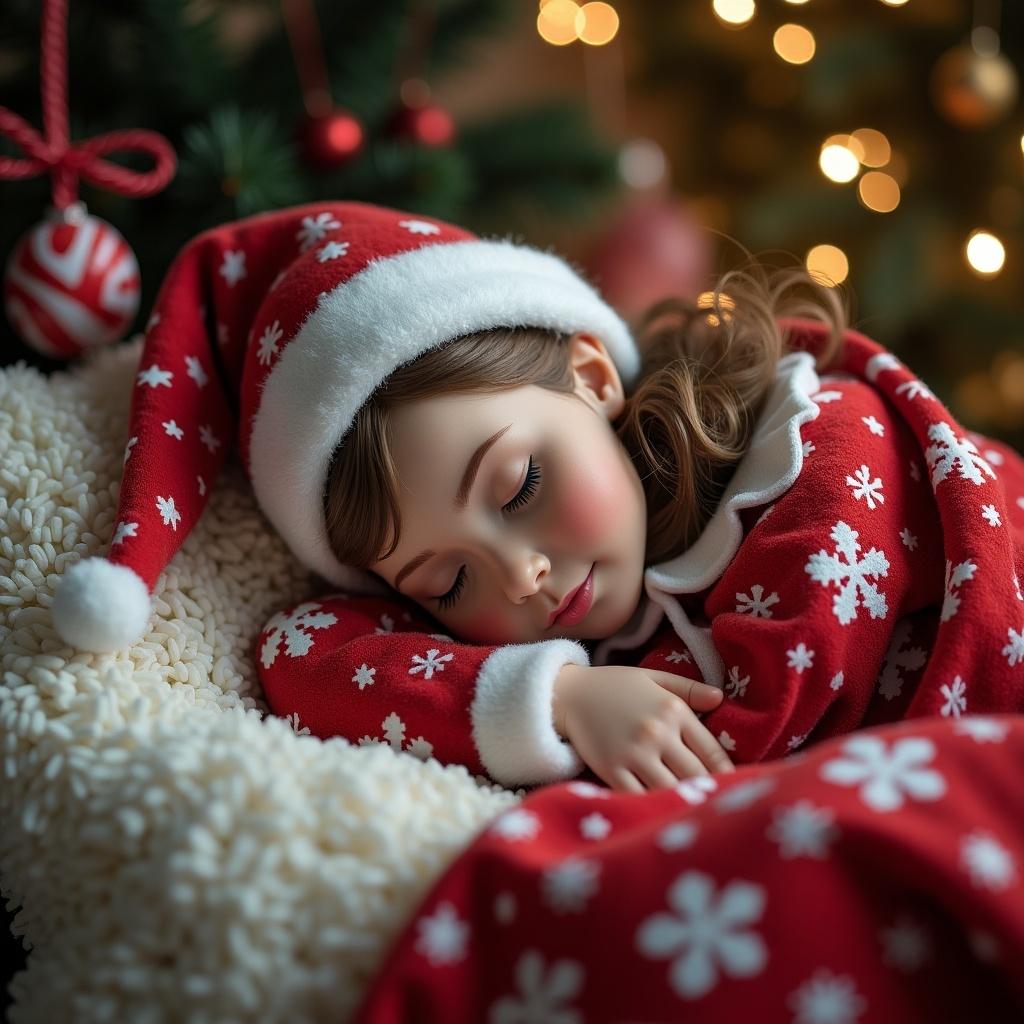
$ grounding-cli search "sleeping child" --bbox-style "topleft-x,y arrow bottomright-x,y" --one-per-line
50,201 -> 1024,793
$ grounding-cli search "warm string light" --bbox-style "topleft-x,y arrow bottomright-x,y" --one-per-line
712,0 -> 756,28
709,0 -> 1021,286
537,1 -> 619,47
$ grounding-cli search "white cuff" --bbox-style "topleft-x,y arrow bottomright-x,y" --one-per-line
471,639 -> 591,786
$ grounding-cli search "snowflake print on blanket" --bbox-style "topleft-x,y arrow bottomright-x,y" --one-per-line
876,619 -> 927,701
359,711 -> 434,761
846,464 -> 885,510
941,559 -> 977,622
635,872 -> 768,1000
805,521 -> 889,625
260,601 -> 339,667
489,950 -> 585,1021
735,584 -> 779,618
925,422 -> 997,488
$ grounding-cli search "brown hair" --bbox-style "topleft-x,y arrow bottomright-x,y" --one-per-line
324,252 -> 850,574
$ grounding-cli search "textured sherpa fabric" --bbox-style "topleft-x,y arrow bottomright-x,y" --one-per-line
0,335 -> 521,1023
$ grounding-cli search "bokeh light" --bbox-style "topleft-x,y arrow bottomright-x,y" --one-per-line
712,0 -> 756,28
537,0 -> 580,46
965,230 -> 1006,276
773,24 -> 815,65
806,244 -> 849,285
858,171 -> 901,213
578,2 -> 619,45
819,141 -> 861,183
850,128 -> 891,168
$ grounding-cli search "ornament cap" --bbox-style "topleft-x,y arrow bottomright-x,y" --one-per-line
51,557 -> 153,653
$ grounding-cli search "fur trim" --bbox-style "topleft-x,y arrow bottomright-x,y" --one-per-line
470,638 -> 590,786
248,238 -> 638,590
51,556 -> 153,653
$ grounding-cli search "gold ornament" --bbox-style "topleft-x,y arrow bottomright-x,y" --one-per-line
930,44 -> 1019,129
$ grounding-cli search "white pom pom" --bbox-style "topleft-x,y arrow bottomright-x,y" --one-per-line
51,558 -> 153,653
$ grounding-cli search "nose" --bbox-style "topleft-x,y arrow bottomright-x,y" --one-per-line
495,547 -> 550,603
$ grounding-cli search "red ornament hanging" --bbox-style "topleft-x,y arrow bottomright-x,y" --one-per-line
385,81 -> 456,148
283,0 -> 366,170
0,0 -> 176,360
382,3 -> 457,149
299,109 -> 365,169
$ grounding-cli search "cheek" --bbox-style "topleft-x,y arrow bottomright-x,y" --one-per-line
558,455 -> 626,543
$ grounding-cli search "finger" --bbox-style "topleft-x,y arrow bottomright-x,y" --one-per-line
660,738 -> 711,781
649,671 -> 724,711
607,766 -> 646,794
631,753 -> 685,790
680,716 -> 736,773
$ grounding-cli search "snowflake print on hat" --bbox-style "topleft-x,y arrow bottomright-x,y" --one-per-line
51,201 -> 641,653
295,211 -> 341,251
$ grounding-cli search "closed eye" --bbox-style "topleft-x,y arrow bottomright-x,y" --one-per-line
434,457 -> 543,610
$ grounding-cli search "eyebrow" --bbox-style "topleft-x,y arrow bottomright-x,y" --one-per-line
393,422 -> 513,594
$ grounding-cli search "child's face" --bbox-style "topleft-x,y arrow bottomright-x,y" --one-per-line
368,332 -> 648,645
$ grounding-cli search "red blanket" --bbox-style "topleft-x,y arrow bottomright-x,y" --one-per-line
351,714 -> 1024,1022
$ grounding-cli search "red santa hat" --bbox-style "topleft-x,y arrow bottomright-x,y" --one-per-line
51,201 -> 642,653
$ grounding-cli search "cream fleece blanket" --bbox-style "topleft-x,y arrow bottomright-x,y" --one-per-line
0,336 -> 521,1022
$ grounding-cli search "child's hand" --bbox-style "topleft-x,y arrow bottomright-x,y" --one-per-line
553,664 -> 735,793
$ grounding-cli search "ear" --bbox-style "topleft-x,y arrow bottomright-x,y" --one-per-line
568,332 -> 625,420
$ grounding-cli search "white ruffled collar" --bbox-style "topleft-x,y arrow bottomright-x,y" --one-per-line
591,349 -> 822,666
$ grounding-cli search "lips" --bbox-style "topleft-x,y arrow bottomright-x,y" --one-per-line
548,564 -> 595,629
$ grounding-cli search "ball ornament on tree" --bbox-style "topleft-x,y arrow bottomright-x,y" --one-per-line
930,44 -> 1019,129
299,108 -> 365,169
3,203 -> 141,359
581,197 -> 714,324
384,98 -> 456,148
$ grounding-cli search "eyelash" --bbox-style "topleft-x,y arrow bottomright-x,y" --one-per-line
434,457 -> 543,610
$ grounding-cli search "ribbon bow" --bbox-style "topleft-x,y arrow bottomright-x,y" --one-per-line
0,0 -> 176,211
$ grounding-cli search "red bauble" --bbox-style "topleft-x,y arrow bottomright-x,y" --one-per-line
3,204 -> 140,359
581,198 -> 714,323
300,108 -> 365,169
384,100 -> 456,148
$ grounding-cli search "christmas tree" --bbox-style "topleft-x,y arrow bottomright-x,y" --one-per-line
0,0 -> 621,370
625,0 -> 1024,445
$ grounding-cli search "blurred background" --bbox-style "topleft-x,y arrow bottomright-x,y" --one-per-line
3,0 -> 1024,440
1,0 -> 1023,1006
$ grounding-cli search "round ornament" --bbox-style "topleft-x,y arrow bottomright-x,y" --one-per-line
385,99 -> 456,148
582,198 -> 714,324
930,45 -> 1019,129
3,203 -> 141,359
299,108 -> 366,169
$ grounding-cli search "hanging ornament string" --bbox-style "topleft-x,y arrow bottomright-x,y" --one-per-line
385,0 -> 455,147
0,0 -> 176,210
281,0 -> 334,119
0,0 -> 176,360
394,0 -> 437,108
281,0 -> 365,168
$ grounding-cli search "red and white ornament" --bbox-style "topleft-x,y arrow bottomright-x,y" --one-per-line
3,203 -> 140,359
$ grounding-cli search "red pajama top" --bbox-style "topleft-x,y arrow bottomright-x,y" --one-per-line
257,319 -> 1024,786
